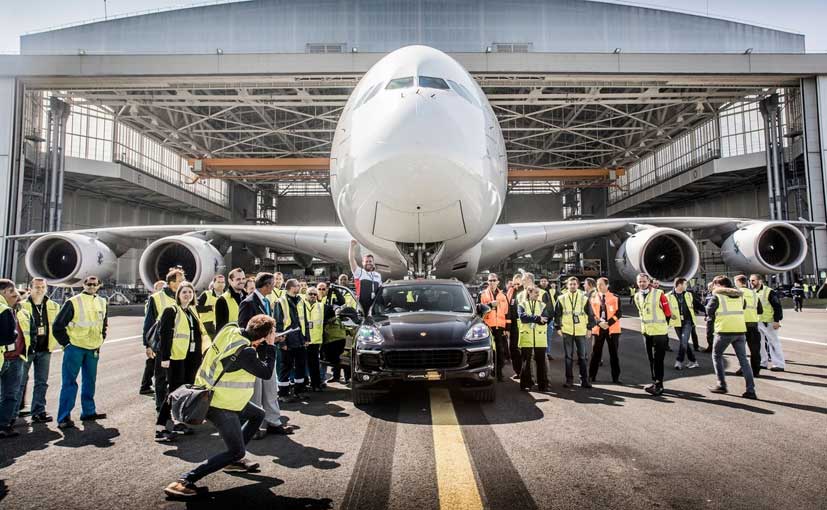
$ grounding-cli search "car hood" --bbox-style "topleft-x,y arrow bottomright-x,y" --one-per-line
369,312 -> 477,348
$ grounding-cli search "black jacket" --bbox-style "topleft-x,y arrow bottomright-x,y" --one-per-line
275,294 -> 308,349
237,291 -> 273,329
221,330 -> 277,380
0,306 -> 17,348
143,287 -> 175,347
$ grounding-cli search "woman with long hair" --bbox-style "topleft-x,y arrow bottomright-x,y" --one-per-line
155,281 -> 210,442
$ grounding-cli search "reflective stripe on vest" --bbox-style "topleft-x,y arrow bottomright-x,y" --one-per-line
66,293 -> 107,350
151,291 -> 175,317
560,291 -> 587,336
715,294 -> 747,334
195,327 -> 255,412
518,300 -> 548,348
635,289 -> 668,336
742,288 -> 759,323
306,301 -> 324,344
757,286 -> 774,322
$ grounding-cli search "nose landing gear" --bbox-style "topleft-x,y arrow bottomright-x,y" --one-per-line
397,242 -> 443,279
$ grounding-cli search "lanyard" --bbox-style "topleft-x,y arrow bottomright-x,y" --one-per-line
568,292 -> 578,313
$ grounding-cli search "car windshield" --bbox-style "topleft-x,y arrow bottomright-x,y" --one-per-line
372,285 -> 473,315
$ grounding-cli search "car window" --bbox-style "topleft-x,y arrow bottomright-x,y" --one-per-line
386,76 -> 414,90
418,76 -> 450,90
372,285 -> 473,315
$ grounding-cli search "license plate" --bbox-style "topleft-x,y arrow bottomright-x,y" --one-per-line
406,371 -> 443,381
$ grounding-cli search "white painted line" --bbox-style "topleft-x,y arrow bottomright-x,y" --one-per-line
693,324 -> 827,346
104,334 -> 143,345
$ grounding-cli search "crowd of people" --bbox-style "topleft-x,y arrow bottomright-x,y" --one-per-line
476,270 -> 787,398
0,240 -> 801,497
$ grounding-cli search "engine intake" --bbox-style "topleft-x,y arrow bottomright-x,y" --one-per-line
139,235 -> 225,290
25,233 -> 117,286
720,222 -> 807,274
615,227 -> 699,285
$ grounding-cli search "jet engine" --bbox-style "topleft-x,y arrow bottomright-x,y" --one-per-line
139,235 -> 225,290
720,222 -> 807,274
25,233 -> 117,286
615,227 -> 699,284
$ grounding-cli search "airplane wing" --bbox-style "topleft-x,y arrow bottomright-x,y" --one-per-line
477,217 -> 821,282
8,224 -> 364,288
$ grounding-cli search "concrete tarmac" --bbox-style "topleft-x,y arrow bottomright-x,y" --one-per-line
1,307 -> 826,510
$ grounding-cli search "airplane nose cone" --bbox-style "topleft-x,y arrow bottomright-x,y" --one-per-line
352,91 -> 486,206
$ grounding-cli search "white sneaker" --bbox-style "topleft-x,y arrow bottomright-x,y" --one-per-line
686,362 -> 700,369
674,361 -> 683,370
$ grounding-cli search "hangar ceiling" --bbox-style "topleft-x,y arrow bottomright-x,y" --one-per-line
30,72 -> 797,195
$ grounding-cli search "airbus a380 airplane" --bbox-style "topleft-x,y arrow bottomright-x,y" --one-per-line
16,46 -> 812,289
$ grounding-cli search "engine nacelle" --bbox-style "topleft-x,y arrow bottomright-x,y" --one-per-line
139,236 -> 226,290
720,222 -> 807,274
25,233 -> 117,286
615,227 -> 699,285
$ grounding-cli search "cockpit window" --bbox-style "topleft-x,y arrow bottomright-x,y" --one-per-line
354,82 -> 383,109
418,76 -> 450,90
448,80 -> 480,107
386,76 -> 414,90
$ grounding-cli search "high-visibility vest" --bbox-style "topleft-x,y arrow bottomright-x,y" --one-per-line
560,291 -> 588,336
756,286 -> 774,322
714,294 -> 747,334
18,298 -> 61,357
195,327 -> 254,412
742,288 -> 759,324
547,288 -> 558,307
198,290 -> 220,326
803,284 -> 809,293
65,293 -> 107,350
666,291 -> 696,329
635,289 -> 668,336
169,306 -> 210,360
267,288 -> 285,309
278,296 -> 307,336
590,291 -> 621,335
517,287 -> 547,305
321,294 -> 347,342
305,300 -> 325,345
518,300 -> 548,348
220,291 -> 240,325
150,290 -> 175,318
480,288 -> 508,329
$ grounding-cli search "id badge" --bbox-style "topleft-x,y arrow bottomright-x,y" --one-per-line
680,314 -> 685,321
37,326 -> 46,336
371,291 -> 375,300
572,314 -> 580,325
308,321 -> 314,330
189,342 -> 196,353
530,323 -> 536,330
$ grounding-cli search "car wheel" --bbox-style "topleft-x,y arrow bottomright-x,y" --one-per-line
472,385 -> 496,402
352,386 -> 376,406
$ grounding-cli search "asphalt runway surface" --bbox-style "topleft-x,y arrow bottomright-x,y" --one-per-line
2,307 -> 826,510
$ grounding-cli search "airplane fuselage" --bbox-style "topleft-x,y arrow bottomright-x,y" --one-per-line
331,46 -> 508,278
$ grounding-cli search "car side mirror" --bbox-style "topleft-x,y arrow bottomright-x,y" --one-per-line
476,303 -> 490,316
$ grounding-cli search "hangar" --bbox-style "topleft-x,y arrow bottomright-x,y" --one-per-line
1,0 -> 826,287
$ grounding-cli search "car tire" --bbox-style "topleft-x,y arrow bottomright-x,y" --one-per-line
352,386 -> 376,406
472,385 -> 496,402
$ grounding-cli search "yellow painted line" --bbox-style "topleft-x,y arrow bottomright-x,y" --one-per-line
429,387 -> 484,510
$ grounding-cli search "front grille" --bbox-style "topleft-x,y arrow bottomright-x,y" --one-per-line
384,349 -> 464,370
467,350 -> 489,369
358,352 -> 382,370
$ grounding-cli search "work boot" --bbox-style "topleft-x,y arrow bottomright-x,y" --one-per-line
709,385 -> 728,394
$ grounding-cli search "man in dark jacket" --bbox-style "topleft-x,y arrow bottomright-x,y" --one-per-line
275,279 -> 309,401
0,279 -> 24,438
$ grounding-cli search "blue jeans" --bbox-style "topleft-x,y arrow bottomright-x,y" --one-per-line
675,324 -> 696,364
0,357 -> 24,428
562,334 -> 589,383
16,351 -> 52,417
712,333 -> 755,393
57,344 -> 100,423
545,320 -> 555,356
182,402 -> 264,483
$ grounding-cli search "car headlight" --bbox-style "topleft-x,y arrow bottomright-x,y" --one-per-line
464,323 -> 491,343
356,325 -> 384,345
